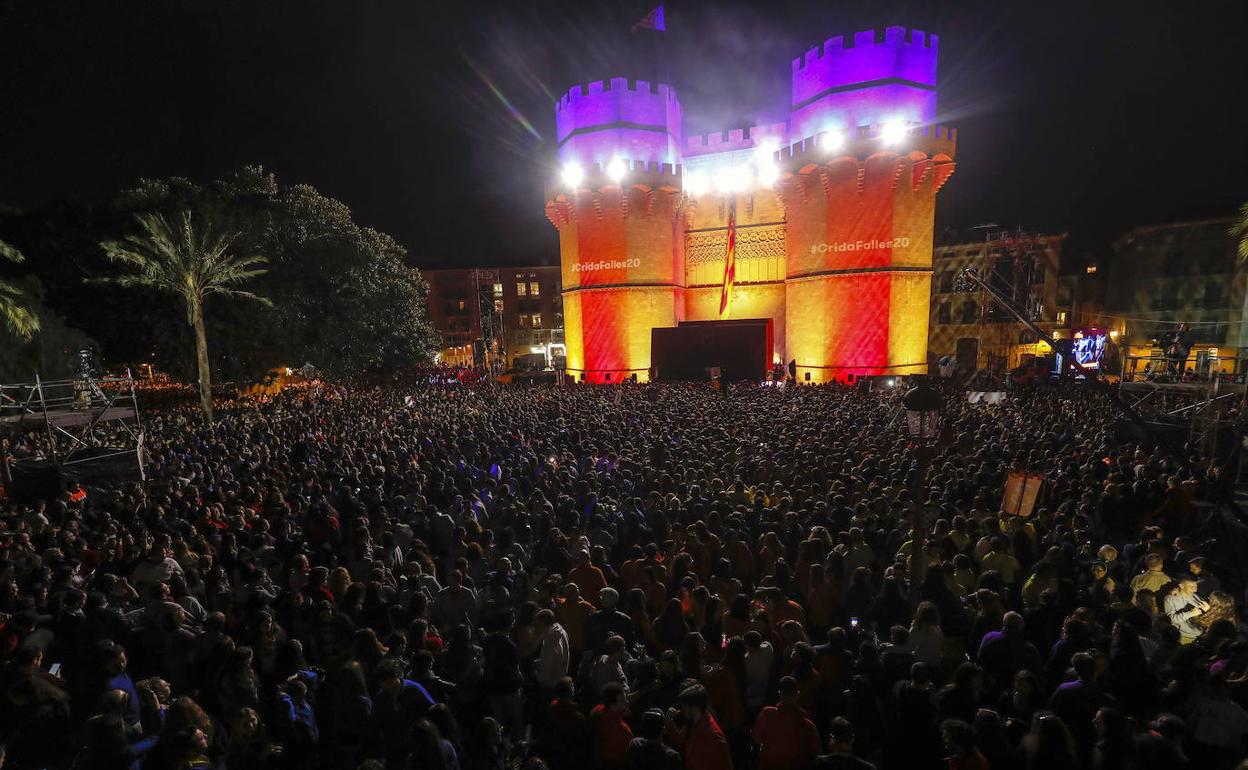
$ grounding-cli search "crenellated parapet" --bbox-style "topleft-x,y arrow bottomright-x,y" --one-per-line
556,78 -> 679,118
779,122 -> 956,166
774,149 -> 955,207
791,26 -> 938,81
544,185 -> 688,230
684,123 -> 789,158
788,26 -> 939,145
544,160 -> 687,230
555,79 -> 683,169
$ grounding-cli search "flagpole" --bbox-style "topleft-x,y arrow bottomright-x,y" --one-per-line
720,192 -> 737,317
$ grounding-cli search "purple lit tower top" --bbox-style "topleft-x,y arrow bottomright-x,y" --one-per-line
555,78 -> 682,171
789,26 -> 938,144
553,25 -> 938,176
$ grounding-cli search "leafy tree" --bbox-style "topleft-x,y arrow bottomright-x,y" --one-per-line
3,166 -> 437,388
108,166 -> 439,381
0,274 -> 94,382
1232,202 -> 1248,261
0,238 -> 40,339
0,201 -> 173,373
99,209 -> 270,420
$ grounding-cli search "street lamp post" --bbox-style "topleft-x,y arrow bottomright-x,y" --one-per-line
903,376 -> 942,602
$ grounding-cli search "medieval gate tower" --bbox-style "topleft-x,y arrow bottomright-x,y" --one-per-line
546,25 -> 956,383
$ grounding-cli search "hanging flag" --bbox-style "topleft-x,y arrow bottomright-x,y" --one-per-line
632,4 -> 666,32
719,195 -> 737,316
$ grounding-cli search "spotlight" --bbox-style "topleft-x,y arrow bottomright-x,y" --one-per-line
684,171 -> 707,197
560,163 -> 583,188
606,158 -> 627,183
881,120 -> 908,146
821,130 -> 845,152
715,165 -> 750,194
754,140 -> 780,187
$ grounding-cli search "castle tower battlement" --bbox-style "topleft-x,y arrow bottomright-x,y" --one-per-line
788,26 -> 938,144
684,123 -> 790,157
792,26 -> 937,80
778,122 -> 957,169
556,79 -> 683,170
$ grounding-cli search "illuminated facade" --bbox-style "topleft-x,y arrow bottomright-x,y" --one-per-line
545,26 -> 956,383
929,231 -> 1064,374
425,267 -> 564,369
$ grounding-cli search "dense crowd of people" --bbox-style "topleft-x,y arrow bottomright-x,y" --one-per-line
1,377 -> 1247,770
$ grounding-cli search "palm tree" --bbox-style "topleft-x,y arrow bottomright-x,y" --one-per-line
1232,202 -> 1248,261
100,209 -> 269,421
0,238 -> 40,340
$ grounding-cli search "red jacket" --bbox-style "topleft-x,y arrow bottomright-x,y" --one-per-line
672,713 -> 732,770
589,704 -> 632,765
750,702 -> 821,770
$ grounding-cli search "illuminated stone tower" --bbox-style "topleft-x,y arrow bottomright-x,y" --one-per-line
546,80 -> 686,383
547,26 -> 956,383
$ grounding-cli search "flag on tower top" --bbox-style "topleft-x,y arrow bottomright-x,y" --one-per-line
632,5 -> 666,32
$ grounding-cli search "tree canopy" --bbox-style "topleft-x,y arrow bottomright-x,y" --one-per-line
114,166 -> 439,381
0,167 -> 439,383
0,238 -> 41,341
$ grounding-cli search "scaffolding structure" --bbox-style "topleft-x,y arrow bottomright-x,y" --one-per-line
978,229 -> 1052,370
471,268 -> 506,373
944,227 -> 1059,374
0,371 -> 145,475
1120,379 -> 1242,462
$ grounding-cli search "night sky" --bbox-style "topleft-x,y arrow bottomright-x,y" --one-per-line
1,0 -> 1245,269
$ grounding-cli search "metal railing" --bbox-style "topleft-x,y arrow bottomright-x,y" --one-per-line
1122,354 -> 1247,384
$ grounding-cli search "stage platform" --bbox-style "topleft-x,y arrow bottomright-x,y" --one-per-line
0,405 -> 137,431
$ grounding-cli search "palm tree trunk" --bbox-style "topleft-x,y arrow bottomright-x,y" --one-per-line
191,299 -> 214,422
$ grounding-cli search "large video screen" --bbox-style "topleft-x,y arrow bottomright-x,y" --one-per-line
1071,328 -> 1108,370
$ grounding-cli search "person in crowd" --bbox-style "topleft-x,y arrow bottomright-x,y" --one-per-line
751,676 -> 821,770
534,609 -> 570,691
815,717 -> 875,770
1050,651 -> 1113,760
977,612 -> 1041,696
589,682 -> 633,770
1129,553 -> 1172,600
1163,575 -> 1210,644
627,709 -> 683,770
666,684 -> 732,770
372,658 -> 435,766
941,719 -> 989,770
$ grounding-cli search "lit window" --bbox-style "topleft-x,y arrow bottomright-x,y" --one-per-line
492,283 -> 503,297
517,283 -> 528,297
1086,265 -> 1098,274
494,299 -> 503,313
530,282 -> 540,297
532,314 -> 542,328
518,315 -> 528,327
457,300 -> 466,311
1057,311 -> 1068,326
